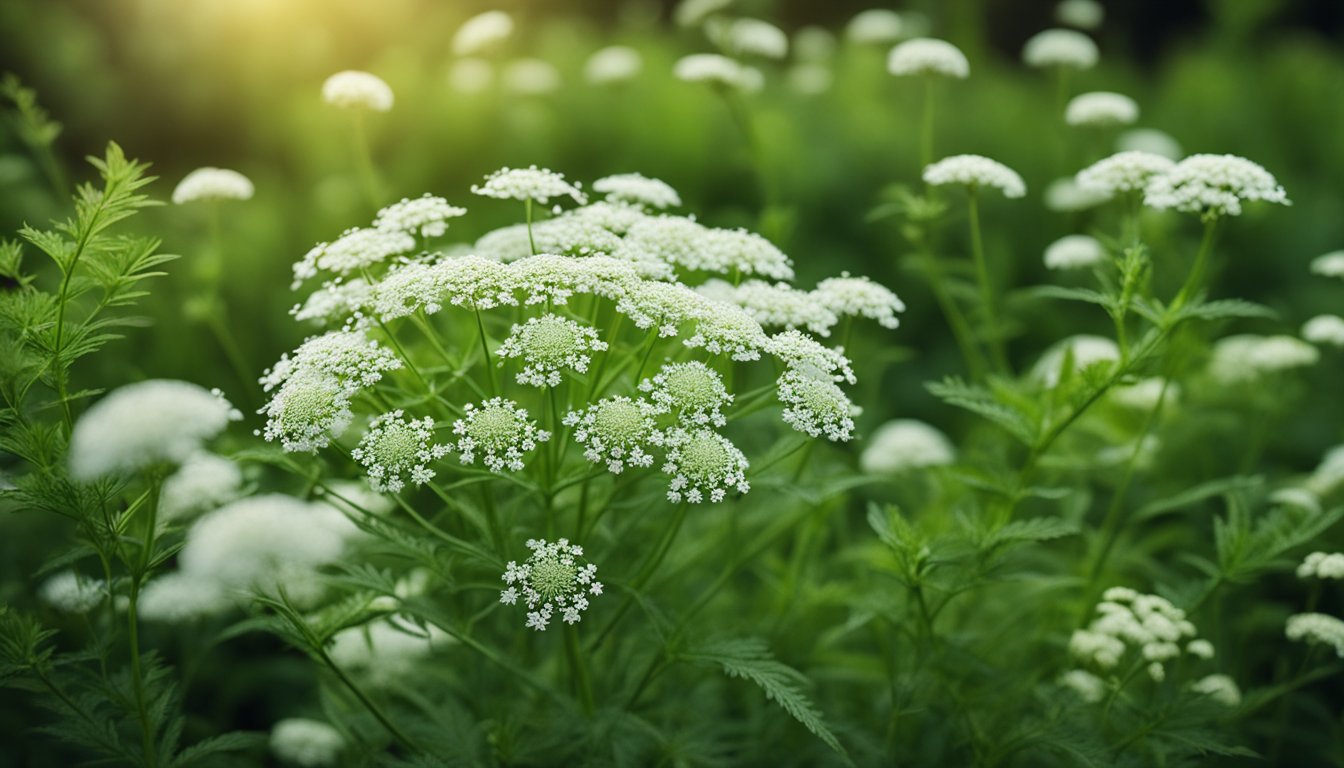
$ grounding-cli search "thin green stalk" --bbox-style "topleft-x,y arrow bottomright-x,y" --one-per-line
350,111 -> 381,210
588,503 -> 689,652
125,473 -> 164,768
1170,218 -> 1218,312
921,76 -> 936,171
565,625 -> 595,715
525,199 -> 538,255
474,307 -> 498,396
966,190 -> 1008,373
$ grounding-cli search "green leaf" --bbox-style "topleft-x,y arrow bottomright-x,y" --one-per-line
983,517 -> 1080,549
927,377 -> 1037,445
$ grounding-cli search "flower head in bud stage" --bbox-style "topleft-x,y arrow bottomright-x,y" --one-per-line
564,396 -> 662,473
860,419 -> 956,474
373,195 -> 466,239
1044,234 -> 1106,270
592,173 -> 681,210
496,314 -> 608,387
846,9 -> 907,45
1311,251 -> 1344,279
40,571 -> 105,613
69,380 -> 242,481
1076,151 -> 1175,199
1144,154 -> 1289,217
924,155 -> 1027,198
1303,315 -> 1344,347
640,361 -> 733,427
812,274 -> 906,329
673,54 -> 763,92
585,46 -> 643,85
270,718 -> 344,767
886,38 -> 969,79
451,398 -> 550,472
160,452 -> 243,521
776,369 -> 855,441
1022,29 -> 1099,70
472,166 -> 587,206
351,410 -> 449,493
727,18 -> 789,60
292,227 -> 417,286
1298,552 -> 1344,580
501,538 -> 602,631
1069,588 -> 1206,682
1065,91 -> 1139,127
172,167 -> 254,204
452,10 -> 514,56
322,71 -> 394,111
1286,613 -> 1344,657
661,427 -> 750,503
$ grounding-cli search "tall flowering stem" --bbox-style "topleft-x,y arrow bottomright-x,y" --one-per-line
966,189 -> 1008,373
349,111 -> 382,210
1170,218 -> 1218,313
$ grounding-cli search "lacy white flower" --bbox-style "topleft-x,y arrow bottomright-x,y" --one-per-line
661,427 -> 750,503
160,452 -> 242,521
270,718 -> 344,767
1303,315 -> 1344,347
292,227 -> 416,285
637,361 -> 732,427
321,70 -> 393,111
924,155 -> 1026,198
1144,154 -> 1290,217
564,396 -> 662,473
137,572 -> 232,622
351,411 -> 449,493
1311,251 -> 1344,279
592,173 -> 681,210
1285,613 -> 1344,657
1032,335 -> 1120,387
69,380 -> 241,481
1056,0 -> 1104,29
448,58 -> 494,93
291,277 -> 373,324
765,329 -> 856,384
1022,29 -> 1099,69
259,371 -> 354,453
472,165 -> 587,205
859,419 -> 955,474
1307,445 -> 1344,497
501,538 -> 602,631
1109,377 -> 1179,411
1070,588 -> 1203,679
450,398 -> 550,472
496,314 -> 608,387
503,58 -> 562,95
1207,334 -> 1319,384
700,279 -> 838,336
329,618 -> 449,681
686,302 -> 771,361
1298,552 -> 1344,580
567,200 -> 651,235
622,219 -> 794,280
585,46 -> 643,84
452,10 -> 513,56
777,368 -> 855,441
374,195 -> 466,238
728,18 -> 789,59
260,330 -> 402,395
886,38 -> 969,79
1116,128 -> 1182,160
1060,669 -> 1106,703
1044,176 -> 1110,212
614,280 -> 708,337
674,54 -> 762,92
811,274 -> 906,329
40,571 -> 104,613
1044,234 -> 1106,270
1076,151 -> 1175,198
172,167 -> 254,204
1190,674 -> 1241,707
1066,91 -> 1139,126
846,9 -> 906,44
373,256 -> 515,319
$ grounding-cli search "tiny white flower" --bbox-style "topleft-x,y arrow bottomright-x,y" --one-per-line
1190,674 -> 1241,707
496,313 -> 608,388
1286,613 -> 1344,657
502,538 -> 601,630
674,54 -> 763,92
661,427 -> 750,504
585,46 -> 643,85
860,420 -> 955,474
1144,154 -> 1289,218
1044,234 -> 1106,270
452,10 -> 514,56
1116,128 -> 1183,160
270,718 -> 344,767
1206,334 -> 1318,384
1077,151 -> 1175,199
777,368 -> 855,442
592,173 -> 681,210
374,195 -> 466,239
846,9 -> 907,45
160,452 -> 242,521
351,410 -> 449,493
39,571 -> 105,613
450,398 -> 550,473
1303,315 -> 1344,347
172,167 -> 254,204
1056,0 -> 1105,30
322,70 -> 393,111
564,396 -> 662,474
728,18 -> 789,59
640,361 -> 734,427
1060,670 -> 1106,702
1065,91 -> 1139,127
1298,552 -> 1344,580
887,38 -> 969,79
1022,28 -> 1099,70
472,165 -> 587,206
1032,335 -> 1120,388
1045,176 -> 1111,212
924,155 -> 1026,198
1310,251 -> 1344,279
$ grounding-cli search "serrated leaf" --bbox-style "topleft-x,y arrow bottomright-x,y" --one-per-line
983,517 -> 1080,548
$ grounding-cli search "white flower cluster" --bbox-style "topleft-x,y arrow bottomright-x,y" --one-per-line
1298,552 -> 1344,580
1307,445 -> 1344,497
813,274 -> 906,330
776,368 -> 855,441
886,38 -> 969,79
471,166 -> 587,205
674,54 -> 763,92
859,419 -> 955,474
1032,335 -> 1120,388
373,195 -> 466,239
846,9 -> 907,45
592,173 -> 681,210
1059,669 -> 1107,703
1116,128 -> 1183,160
698,279 -> 839,336
1076,151 -> 1175,199
1303,315 -> 1344,347
69,380 -> 241,481
40,571 -> 105,613
452,10 -> 513,56
292,227 -> 417,286
1286,613 -> 1344,657
500,538 -> 602,631
1144,154 -> 1290,218
1044,234 -> 1106,270
585,46 -> 643,85
160,452 -> 242,521
640,361 -> 733,427
620,216 -> 795,281
329,618 -> 450,682
172,167 -> 254,204
1190,674 -> 1242,707
924,155 -> 1027,198
1045,177 -> 1111,212
1311,251 -> 1344,279
351,410 -> 449,493
1022,28 -> 1099,70
1070,587 -> 1209,682
728,18 -> 789,59
1065,91 -> 1139,127
450,397 -> 550,472
291,277 -> 373,325
1056,0 -> 1104,30
322,70 -> 393,112
269,718 -> 344,767
1206,334 -> 1319,384
497,314 -> 609,387
564,396 -> 662,473
662,426 -> 750,503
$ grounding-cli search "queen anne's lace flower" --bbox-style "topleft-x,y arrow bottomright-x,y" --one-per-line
351,411 -> 448,493
1286,613 -> 1344,657
1190,674 -> 1241,707
292,278 -> 373,324
160,452 -> 242,521
270,719 -> 344,767
1311,251 -> 1344,279
686,303 -> 771,361
1303,315 -> 1344,347
673,54 -> 762,92
1065,91 -> 1139,126
172,168 -> 254,204
846,9 -> 906,44
728,18 -> 789,59
1109,377 -> 1179,410
564,396 -> 662,473
699,279 -> 839,336
452,10 -> 513,56
886,38 -> 969,78
1060,670 -> 1106,702
661,427 -> 750,503
1207,334 -> 1319,384
860,420 -> 955,474
374,195 -> 466,238
329,619 -> 450,681
40,571 -> 105,613
765,329 -> 856,384
585,46 -> 643,84
1116,128 -> 1182,160
777,369 -> 855,441
1070,588 -> 1205,681
1044,234 -> 1106,270
1144,154 -> 1289,217
812,274 -> 906,329
260,371 -> 354,453
322,71 -> 394,111
69,380 -> 242,481
640,361 -> 733,427
592,173 -> 681,210
1306,445 -> 1344,497
1298,552 -> 1344,580
1032,335 -> 1120,387
1022,29 -> 1099,69
138,572 -> 232,622
1076,151 -> 1175,198
260,330 -> 402,394
472,166 -> 587,205
496,314 -> 608,387
451,398 -> 550,472
615,280 -> 709,337
924,155 -> 1027,198
501,538 -> 602,630
292,227 -> 417,285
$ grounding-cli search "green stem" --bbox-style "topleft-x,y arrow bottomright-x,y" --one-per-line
350,111 -> 381,210
588,503 -> 689,652
918,247 -> 988,380
967,190 -> 1008,373
474,307 -> 497,396
1170,218 -> 1218,312
126,473 -> 163,768
921,76 -> 936,171
525,199 -> 538,255
565,625 -> 595,715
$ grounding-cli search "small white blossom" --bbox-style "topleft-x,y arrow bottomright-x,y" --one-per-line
1077,151 -> 1176,199
1298,552 -> 1344,580
160,452 -> 242,521
260,330 -> 402,395
503,58 -> 562,95
1303,315 -> 1344,347
450,398 -> 550,472
1066,91 -> 1139,127
1060,670 -> 1106,703
374,195 -> 466,238
321,71 -> 393,111
886,38 -> 969,79
172,167 -> 254,204
1109,377 -> 1179,410
1116,128 -> 1183,160
502,538 -> 602,631
472,166 -> 587,205
292,227 -> 416,285
452,10 -> 514,56
1207,334 -> 1319,384
674,54 -> 763,92
846,9 -> 907,45
765,329 -> 856,384
1286,613 -> 1344,657
351,410 -> 449,493
1022,29 -> 1099,70
496,314 -> 608,387
1071,588 -> 1206,683
1190,674 -> 1242,707
592,173 -> 681,210
1032,335 -> 1120,388
291,278 -> 373,324
329,618 -> 450,682
1056,0 -> 1104,30
725,18 -> 787,60
1311,251 -> 1344,279
640,361 -> 733,427
138,572 -> 232,622
259,371 -> 354,453
564,396 -> 662,474
860,420 -> 955,474
812,273 -> 906,329
686,302 -> 771,361
924,155 -> 1027,198
1045,176 -> 1110,211
1044,234 -> 1106,270
1308,445 -> 1344,497
585,46 -> 643,84
661,427 -> 750,503
1144,154 -> 1289,218
700,279 -> 839,336
40,571 -> 105,613
615,279 -> 710,337
270,718 -> 344,767
777,368 -> 855,441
